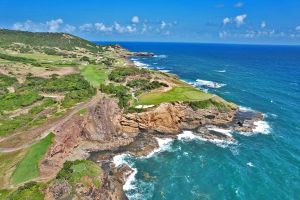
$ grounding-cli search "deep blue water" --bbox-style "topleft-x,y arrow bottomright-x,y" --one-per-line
99,42 -> 300,200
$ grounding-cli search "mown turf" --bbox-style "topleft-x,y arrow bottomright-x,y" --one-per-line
11,133 -> 54,184
81,65 -> 108,87
138,86 -> 213,105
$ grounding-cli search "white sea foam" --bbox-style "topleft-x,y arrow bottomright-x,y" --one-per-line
113,154 -> 138,192
215,69 -> 226,73
123,168 -> 138,191
247,162 -> 255,167
239,106 -> 255,112
154,54 -> 167,58
159,69 -> 171,73
143,137 -> 173,158
177,131 -> 235,148
133,60 -> 149,68
196,79 -> 226,88
253,120 -> 271,134
113,153 -> 128,167
207,127 -> 233,137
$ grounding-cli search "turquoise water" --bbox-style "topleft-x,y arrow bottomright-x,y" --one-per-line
101,42 -> 300,200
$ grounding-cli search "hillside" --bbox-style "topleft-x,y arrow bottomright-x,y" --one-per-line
0,29 -> 102,53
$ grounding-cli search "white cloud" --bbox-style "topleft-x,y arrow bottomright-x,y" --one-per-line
46,18 -> 63,32
12,18 -> 64,32
261,21 -> 266,29
131,16 -> 140,24
113,22 -> 136,33
94,23 -> 112,32
234,14 -> 247,26
63,24 -> 76,33
296,26 -> 300,31
125,25 -> 136,33
141,23 -> 148,33
234,2 -> 244,8
160,21 -> 167,29
223,17 -> 231,25
79,23 -> 93,31
13,20 -> 37,31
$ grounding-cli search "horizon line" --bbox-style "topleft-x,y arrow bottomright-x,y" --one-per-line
93,40 -> 300,47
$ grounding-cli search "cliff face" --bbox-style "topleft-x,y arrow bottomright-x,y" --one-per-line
82,98 -> 237,138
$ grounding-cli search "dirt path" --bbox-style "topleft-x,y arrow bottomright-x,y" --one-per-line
0,91 -> 102,153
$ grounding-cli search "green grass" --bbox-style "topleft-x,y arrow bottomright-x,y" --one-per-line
0,189 -> 10,200
188,96 -> 237,111
11,133 -> 54,184
0,98 -> 56,136
81,65 -> 108,87
138,86 -> 213,105
0,29 -> 102,53
79,108 -> 87,114
0,91 -> 43,112
5,182 -> 45,200
57,160 -> 102,188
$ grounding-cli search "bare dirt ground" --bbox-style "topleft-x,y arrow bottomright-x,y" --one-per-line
0,64 -> 78,83
39,93 -> 65,101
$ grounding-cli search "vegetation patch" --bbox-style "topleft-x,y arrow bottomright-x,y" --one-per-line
0,98 -> 56,136
188,96 -> 236,111
100,83 -> 131,108
108,67 -> 148,82
127,79 -> 168,95
57,160 -> 102,188
0,91 -> 43,112
0,74 -> 17,95
0,29 -> 102,53
138,86 -> 212,105
0,150 -> 26,188
25,74 -> 96,108
11,133 -> 54,184
81,65 -> 108,87
3,182 -> 45,200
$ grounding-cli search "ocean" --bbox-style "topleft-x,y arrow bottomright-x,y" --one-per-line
98,42 -> 300,200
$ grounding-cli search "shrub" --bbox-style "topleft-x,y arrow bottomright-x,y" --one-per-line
108,67 -> 147,82
100,83 -> 131,108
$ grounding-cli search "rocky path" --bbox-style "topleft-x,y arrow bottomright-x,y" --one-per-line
0,91 -> 103,153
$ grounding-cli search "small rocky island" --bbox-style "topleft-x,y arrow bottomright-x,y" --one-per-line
0,29 -> 263,200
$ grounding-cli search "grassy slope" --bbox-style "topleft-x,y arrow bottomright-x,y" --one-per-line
11,133 -> 54,184
81,65 -> 108,87
57,160 -> 102,188
138,86 -> 213,105
0,29 -> 101,52
0,150 -> 26,188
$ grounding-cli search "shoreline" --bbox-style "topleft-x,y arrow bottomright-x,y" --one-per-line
101,54 -> 270,199
88,54 -> 271,199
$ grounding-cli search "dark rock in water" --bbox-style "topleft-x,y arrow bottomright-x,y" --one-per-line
231,110 -> 264,132
132,52 -> 155,57
196,126 -> 235,142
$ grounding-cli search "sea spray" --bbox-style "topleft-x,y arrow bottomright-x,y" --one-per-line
177,130 -> 236,148
253,121 -> 271,134
142,137 -> 174,158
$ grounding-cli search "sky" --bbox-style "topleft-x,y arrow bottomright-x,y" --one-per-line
0,0 -> 300,45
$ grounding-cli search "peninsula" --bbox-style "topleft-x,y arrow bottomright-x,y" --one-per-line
0,29 -> 262,200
